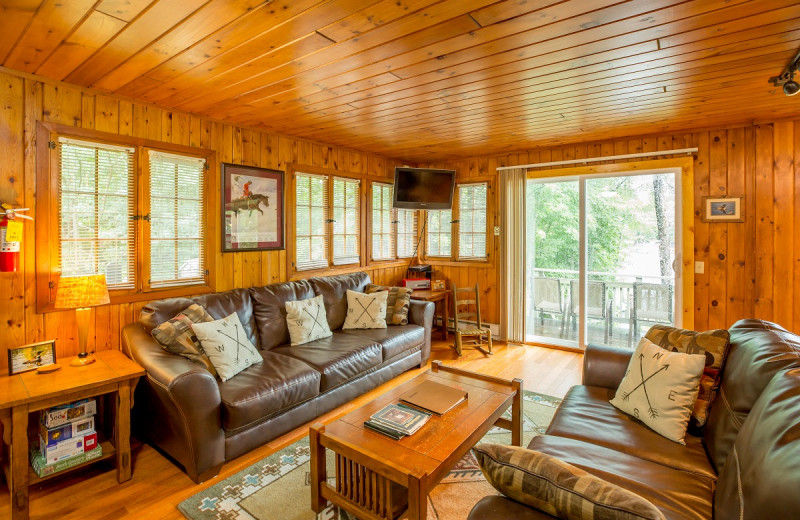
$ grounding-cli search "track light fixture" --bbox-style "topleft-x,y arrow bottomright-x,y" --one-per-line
769,49 -> 800,97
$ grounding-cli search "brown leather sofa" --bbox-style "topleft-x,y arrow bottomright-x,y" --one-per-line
469,319 -> 800,520
122,272 -> 434,483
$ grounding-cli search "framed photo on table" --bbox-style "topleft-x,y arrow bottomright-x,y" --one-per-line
222,163 -> 285,251
8,340 -> 57,375
702,196 -> 744,222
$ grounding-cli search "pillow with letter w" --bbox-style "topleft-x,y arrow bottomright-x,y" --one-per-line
610,337 -> 705,444
343,290 -> 388,330
285,295 -> 333,346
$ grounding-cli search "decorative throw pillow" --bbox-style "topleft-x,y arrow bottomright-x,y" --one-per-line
366,284 -> 412,325
191,313 -> 262,382
151,303 -> 217,376
473,444 -> 666,520
285,295 -> 333,346
644,324 -> 731,427
610,337 -> 705,444
343,290 -> 388,330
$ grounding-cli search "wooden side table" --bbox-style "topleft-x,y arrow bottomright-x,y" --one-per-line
410,289 -> 451,341
0,350 -> 144,520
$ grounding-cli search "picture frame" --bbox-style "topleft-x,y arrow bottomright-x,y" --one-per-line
432,279 -> 446,291
702,196 -> 744,222
222,163 -> 285,252
8,340 -> 57,376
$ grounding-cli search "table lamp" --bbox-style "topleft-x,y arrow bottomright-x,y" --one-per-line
54,274 -> 110,367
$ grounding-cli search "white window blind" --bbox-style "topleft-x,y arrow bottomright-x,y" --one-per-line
296,173 -> 329,271
148,150 -> 206,288
458,183 -> 488,259
58,137 -> 136,289
426,209 -> 452,257
396,209 -> 417,258
332,177 -> 360,265
372,183 -> 395,260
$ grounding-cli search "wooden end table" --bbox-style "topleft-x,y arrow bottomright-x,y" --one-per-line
310,361 -> 522,520
0,350 -> 144,520
410,289 -> 451,341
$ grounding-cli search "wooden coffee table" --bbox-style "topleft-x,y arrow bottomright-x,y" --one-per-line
310,361 -> 523,520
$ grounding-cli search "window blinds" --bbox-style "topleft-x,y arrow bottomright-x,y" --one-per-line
148,150 -> 206,288
372,183 -> 395,260
296,172 -> 329,271
332,177 -> 360,265
58,137 -> 136,290
426,209 -> 452,257
396,209 -> 417,258
458,183 -> 488,259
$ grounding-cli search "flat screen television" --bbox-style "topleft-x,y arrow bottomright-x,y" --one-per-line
392,167 -> 456,210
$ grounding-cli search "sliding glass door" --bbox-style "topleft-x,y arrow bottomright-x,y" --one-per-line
525,170 -> 680,350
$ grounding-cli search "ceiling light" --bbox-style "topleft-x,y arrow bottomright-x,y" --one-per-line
769,48 -> 800,97
784,75 -> 800,96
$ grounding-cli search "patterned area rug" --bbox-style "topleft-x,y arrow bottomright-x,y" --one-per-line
179,390 -> 561,520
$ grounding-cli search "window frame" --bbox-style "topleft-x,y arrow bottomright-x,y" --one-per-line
423,178 -> 495,265
367,180 -> 423,265
36,122 -> 216,312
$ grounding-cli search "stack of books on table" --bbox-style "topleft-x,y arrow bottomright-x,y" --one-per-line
30,398 -> 103,478
364,403 -> 431,440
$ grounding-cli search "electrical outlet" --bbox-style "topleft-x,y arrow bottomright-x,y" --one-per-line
695,261 -> 704,274
494,226 -> 500,236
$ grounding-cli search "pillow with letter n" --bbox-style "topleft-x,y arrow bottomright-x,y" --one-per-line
192,313 -> 262,382
343,290 -> 387,329
285,295 -> 333,346
473,444 -> 666,520
644,324 -> 731,428
365,284 -> 412,325
610,337 -> 705,444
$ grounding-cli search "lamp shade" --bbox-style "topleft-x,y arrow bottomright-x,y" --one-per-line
54,274 -> 110,309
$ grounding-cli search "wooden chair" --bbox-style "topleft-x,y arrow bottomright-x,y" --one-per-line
451,283 -> 493,356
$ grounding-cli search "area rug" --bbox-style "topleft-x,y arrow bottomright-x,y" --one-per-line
179,390 -> 561,520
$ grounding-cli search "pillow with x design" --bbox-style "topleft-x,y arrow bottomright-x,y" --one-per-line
285,295 -> 333,346
610,337 -> 705,444
343,290 -> 388,330
192,312 -> 262,382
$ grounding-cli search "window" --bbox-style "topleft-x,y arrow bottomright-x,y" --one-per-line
293,172 -> 362,272
396,209 -> 418,258
147,151 -> 206,288
426,209 -> 452,257
458,183 -> 488,259
372,182 -> 395,261
38,127 -> 213,311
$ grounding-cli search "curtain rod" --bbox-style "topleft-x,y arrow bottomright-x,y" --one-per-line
495,147 -> 698,171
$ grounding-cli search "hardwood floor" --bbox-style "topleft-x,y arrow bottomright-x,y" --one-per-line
1,341 -> 582,520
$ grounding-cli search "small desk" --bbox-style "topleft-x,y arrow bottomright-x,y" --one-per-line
410,290 -> 451,341
0,350 -> 144,520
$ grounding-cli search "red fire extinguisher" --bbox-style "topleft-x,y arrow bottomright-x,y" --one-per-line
1,205 -> 32,273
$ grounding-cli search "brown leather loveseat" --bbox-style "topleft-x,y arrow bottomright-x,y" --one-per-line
122,272 -> 434,483
469,319 -> 800,519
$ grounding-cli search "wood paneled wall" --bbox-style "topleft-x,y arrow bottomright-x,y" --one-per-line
422,118 -> 800,334
0,70 -> 411,371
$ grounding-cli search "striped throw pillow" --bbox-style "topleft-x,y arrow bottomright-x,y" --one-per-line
365,284 -> 412,325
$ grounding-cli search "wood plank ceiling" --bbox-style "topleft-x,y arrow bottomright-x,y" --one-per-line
1,0 -> 799,162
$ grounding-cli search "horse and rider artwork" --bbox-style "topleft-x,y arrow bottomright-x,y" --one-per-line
222,163 -> 285,251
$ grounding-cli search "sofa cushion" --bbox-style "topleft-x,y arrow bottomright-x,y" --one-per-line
473,444 -> 666,520
309,272 -> 371,330
340,324 -> 425,361
704,319 -> 800,472
714,367 -> 800,520
272,332 -> 382,391
528,436 -> 714,520
644,324 -> 731,428
218,350 -> 321,432
546,386 -> 716,479
139,288 -> 259,347
250,280 -> 315,350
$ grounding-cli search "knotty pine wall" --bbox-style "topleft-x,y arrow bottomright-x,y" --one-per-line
423,118 -> 800,334
0,70 -> 412,371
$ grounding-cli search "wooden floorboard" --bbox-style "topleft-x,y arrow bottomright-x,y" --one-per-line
0,340 -> 581,520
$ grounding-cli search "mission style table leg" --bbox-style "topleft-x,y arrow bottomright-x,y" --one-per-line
10,405 -> 29,520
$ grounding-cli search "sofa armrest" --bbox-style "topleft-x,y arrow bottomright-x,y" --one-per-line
582,343 -> 634,390
409,299 -> 435,366
122,323 -> 225,482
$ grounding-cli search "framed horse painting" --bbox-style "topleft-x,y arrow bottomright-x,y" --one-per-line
222,163 -> 285,252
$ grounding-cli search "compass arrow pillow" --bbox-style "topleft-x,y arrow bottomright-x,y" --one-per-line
610,337 -> 705,444
343,289 -> 388,330
285,295 -> 333,346
192,312 -> 262,382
